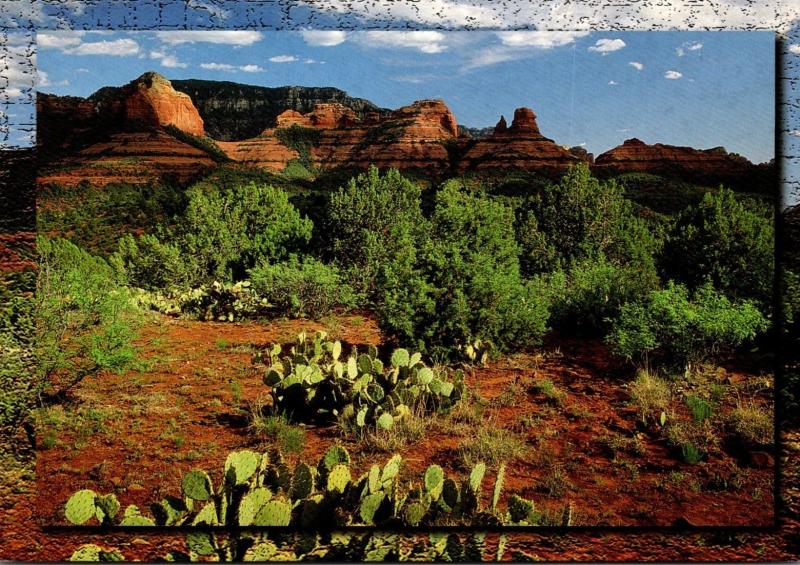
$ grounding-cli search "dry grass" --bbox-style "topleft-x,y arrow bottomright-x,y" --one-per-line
458,417 -> 529,467
728,399 -> 773,446
358,401 -> 432,452
628,370 -> 671,424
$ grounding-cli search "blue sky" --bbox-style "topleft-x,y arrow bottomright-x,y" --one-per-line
35,30 -> 775,163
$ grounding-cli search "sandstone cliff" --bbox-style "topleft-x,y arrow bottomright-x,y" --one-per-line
221,99 -> 459,173
456,108 -> 580,174
170,80 -> 386,140
592,138 -> 770,189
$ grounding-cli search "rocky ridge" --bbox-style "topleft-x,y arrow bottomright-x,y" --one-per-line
37,72 -> 771,188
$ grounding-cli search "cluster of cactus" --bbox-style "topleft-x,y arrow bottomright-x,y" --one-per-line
64,446 -> 563,533
257,331 -> 466,430
70,531 -> 543,562
133,280 -> 270,322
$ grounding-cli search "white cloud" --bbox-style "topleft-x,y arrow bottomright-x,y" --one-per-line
150,50 -> 187,69
608,80 -> 618,85
76,68 -> 90,73
495,31 -> 588,49
155,31 -> 262,46
300,30 -> 348,47
37,31 -> 84,49
676,40 -> 703,56
664,70 -> 683,79
359,31 -> 448,53
588,38 -> 626,53
304,58 -> 319,64
297,0 -> 498,28
200,62 -> 236,71
789,44 -> 800,55
790,129 -> 800,137
160,55 -> 188,69
66,38 -> 140,56
269,55 -> 298,63
3,87 -> 23,98
38,70 -> 68,87
239,64 -> 265,73
629,61 -> 644,71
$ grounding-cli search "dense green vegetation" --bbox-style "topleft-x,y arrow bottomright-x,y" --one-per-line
40,162 -> 773,369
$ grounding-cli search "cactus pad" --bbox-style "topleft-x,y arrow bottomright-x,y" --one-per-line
321,445 -> 350,471
65,489 -> 97,525
253,498 -> 293,526
326,464 -> 351,493
290,462 -> 314,500
224,450 -> 260,485
424,465 -> 445,500
182,469 -> 214,501
391,348 -> 410,368
238,487 -> 273,526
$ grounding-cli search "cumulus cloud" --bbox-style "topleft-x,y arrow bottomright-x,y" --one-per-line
200,63 -> 235,71
664,70 -> 683,79
37,31 -> 84,49
676,41 -> 703,56
789,44 -> 800,55
37,70 -> 69,87
359,31 -> 448,53
495,31 -> 588,49
588,38 -> 626,53
155,31 -> 262,46
269,55 -> 298,63
629,61 -> 644,71
199,62 -> 264,72
608,80 -> 618,85
66,38 -> 140,56
300,30 -> 348,47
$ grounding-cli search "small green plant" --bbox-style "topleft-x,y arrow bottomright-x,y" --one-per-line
252,414 -> 307,454
685,395 -> 714,423
531,379 -> 566,405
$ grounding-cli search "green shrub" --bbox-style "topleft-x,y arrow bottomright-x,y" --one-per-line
523,163 -> 660,274
36,237 -> 139,396
662,188 -> 774,308
328,166 -> 427,299
608,282 -> 769,368
111,233 -> 197,290
114,183 -> 313,289
547,254 -> 659,334
179,183 -> 313,282
399,181 -> 549,358
249,257 -> 358,319
274,125 -> 320,170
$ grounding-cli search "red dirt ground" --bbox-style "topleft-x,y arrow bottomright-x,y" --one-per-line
0,313 -> 790,561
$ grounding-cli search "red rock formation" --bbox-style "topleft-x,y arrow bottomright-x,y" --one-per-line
457,107 -> 579,174
592,138 -> 759,184
123,72 -> 205,136
224,99 -> 460,173
37,131 -> 217,187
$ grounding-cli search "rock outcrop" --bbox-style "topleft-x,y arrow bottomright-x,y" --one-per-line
456,107 -> 580,174
592,138 -> 771,189
123,72 -> 205,136
37,131 -> 217,187
170,80 -> 386,140
222,99 -> 460,173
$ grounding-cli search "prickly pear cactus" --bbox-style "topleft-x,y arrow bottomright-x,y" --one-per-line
182,469 -> 214,501
224,450 -> 260,485
253,497 -> 293,526
65,490 -> 97,525
424,465 -> 444,500
326,464 -> 351,494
